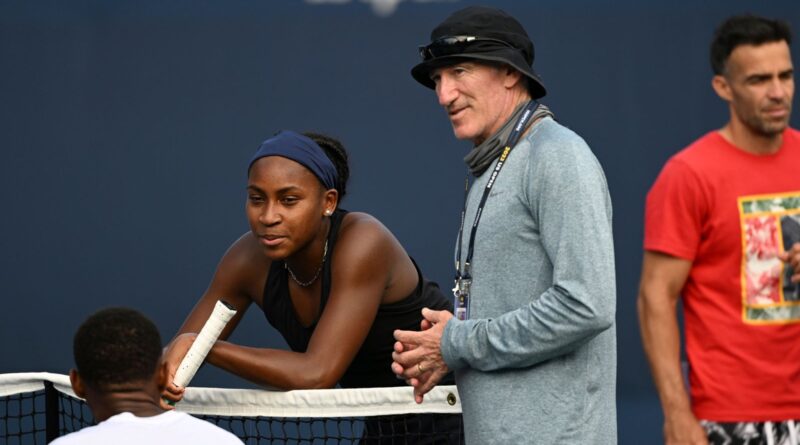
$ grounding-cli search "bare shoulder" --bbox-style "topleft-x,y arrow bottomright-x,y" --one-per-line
215,231 -> 271,300
338,211 -> 396,246
333,212 -> 416,302
341,211 -> 382,226
222,232 -> 268,267
341,211 -> 381,226
335,211 -> 407,267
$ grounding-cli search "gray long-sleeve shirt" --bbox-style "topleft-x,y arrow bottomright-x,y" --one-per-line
441,116 -> 617,444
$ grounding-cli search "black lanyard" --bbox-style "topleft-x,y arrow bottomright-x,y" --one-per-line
455,100 -> 539,281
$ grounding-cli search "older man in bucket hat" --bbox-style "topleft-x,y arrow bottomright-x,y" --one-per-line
392,6 -> 618,444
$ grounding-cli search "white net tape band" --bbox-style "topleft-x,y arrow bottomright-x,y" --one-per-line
0,373 -> 461,418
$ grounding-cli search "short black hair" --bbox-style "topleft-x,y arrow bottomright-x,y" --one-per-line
73,307 -> 162,390
303,132 -> 350,200
710,14 -> 792,75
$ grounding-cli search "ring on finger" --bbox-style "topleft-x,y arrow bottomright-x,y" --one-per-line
418,362 -> 426,373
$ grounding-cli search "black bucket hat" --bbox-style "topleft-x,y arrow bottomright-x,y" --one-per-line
411,6 -> 546,99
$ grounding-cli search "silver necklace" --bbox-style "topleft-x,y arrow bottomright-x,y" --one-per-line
285,239 -> 328,287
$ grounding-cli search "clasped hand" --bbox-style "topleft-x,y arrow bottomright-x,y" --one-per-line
391,308 -> 453,403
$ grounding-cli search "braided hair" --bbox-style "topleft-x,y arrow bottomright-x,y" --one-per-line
303,132 -> 350,200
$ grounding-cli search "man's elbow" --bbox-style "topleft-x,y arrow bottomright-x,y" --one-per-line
585,286 -> 616,331
636,290 -> 649,321
555,284 -> 615,332
636,285 -> 672,321
589,302 -> 615,333
572,294 -> 615,335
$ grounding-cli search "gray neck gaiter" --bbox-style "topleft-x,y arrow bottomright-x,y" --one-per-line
463,101 -> 554,176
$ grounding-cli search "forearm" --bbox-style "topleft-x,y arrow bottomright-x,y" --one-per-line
442,283 -> 615,371
638,292 -> 692,415
207,341 -> 339,390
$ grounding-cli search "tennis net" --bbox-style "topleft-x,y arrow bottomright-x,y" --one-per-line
0,372 -> 463,444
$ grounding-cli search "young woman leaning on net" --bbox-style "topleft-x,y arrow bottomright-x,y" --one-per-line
161,131 -> 462,443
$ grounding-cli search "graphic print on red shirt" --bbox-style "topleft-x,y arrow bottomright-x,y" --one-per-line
739,191 -> 800,323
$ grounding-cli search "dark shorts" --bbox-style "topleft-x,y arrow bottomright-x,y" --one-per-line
701,419 -> 800,445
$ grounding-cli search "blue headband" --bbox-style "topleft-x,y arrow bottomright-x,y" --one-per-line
248,130 -> 338,190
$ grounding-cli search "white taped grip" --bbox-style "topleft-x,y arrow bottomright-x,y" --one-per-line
173,300 -> 237,387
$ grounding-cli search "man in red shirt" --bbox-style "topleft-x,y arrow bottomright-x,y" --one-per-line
639,14 -> 800,445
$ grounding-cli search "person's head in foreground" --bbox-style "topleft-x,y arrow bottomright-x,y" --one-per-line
59,307 -> 243,444
70,307 -> 166,421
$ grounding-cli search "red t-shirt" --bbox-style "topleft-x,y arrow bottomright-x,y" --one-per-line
645,128 -> 800,421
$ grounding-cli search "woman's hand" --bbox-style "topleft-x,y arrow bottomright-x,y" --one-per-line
159,332 -> 197,409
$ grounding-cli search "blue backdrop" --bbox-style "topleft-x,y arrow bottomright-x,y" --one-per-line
2,1 -> 799,443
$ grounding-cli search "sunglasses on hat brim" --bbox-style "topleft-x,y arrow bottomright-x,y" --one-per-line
418,35 -> 515,61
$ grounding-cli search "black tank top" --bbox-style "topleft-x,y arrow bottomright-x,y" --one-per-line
261,209 -> 453,388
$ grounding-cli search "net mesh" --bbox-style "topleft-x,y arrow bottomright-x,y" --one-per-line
1,387 -> 44,444
0,373 -> 463,444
